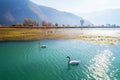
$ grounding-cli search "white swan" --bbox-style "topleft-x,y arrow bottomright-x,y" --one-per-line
41,45 -> 47,48
66,56 -> 80,65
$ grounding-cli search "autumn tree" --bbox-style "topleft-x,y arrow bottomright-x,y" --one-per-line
32,20 -> 39,26
47,22 -> 52,26
24,18 -> 30,26
42,20 -> 47,26
23,18 -> 39,26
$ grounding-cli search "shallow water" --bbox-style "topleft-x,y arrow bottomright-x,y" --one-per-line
0,39 -> 120,80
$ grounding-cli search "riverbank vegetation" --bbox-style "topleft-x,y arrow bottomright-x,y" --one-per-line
0,27 -> 120,45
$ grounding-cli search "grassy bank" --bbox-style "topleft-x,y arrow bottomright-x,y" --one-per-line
0,27 -> 120,45
0,28 -> 46,41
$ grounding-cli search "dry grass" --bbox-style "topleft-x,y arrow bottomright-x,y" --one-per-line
0,28 -> 45,41
0,27 -> 120,45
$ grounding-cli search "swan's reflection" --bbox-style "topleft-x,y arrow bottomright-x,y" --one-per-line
67,64 -> 71,70
67,63 -> 79,70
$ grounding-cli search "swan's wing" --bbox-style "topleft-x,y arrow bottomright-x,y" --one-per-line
72,60 -> 80,62
69,60 -> 80,64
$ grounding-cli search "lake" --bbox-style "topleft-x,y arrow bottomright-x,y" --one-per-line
0,39 -> 120,80
0,33 -> 120,80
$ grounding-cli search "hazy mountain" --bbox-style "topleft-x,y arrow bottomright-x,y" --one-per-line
0,0 -> 91,26
80,9 -> 120,26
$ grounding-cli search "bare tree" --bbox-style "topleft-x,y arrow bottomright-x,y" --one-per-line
24,18 -> 39,26
47,22 -> 52,26
33,20 -> 39,26
80,19 -> 84,26
42,20 -> 47,26
24,18 -> 29,26
62,24 -> 65,26
55,23 -> 58,26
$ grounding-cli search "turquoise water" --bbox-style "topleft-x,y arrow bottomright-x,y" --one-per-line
0,39 -> 120,80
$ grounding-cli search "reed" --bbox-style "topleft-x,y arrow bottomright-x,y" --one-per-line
0,27 -> 119,45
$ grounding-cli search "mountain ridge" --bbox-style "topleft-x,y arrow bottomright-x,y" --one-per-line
0,0 -> 91,26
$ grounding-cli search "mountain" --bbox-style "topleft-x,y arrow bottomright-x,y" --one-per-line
0,0 -> 91,26
80,9 -> 120,26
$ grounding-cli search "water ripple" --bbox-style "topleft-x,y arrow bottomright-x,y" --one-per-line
84,49 -> 117,80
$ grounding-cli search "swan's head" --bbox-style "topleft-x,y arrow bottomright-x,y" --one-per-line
66,56 -> 70,58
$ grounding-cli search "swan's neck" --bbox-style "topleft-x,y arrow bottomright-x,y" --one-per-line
68,57 -> 70,63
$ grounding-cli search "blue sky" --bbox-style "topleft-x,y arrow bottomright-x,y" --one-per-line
30,0 -> 120,14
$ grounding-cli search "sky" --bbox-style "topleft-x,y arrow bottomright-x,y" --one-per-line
30,0 -> 120,14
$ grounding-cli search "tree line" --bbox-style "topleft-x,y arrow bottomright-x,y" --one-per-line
1,17 -> 120,27
9,17 -> 86,27
23,18 -> 39,26
13,18 -> 58,27
10,17 -> 86,27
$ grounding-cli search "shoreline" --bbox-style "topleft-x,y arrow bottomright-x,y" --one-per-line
0,27 -> 120,45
